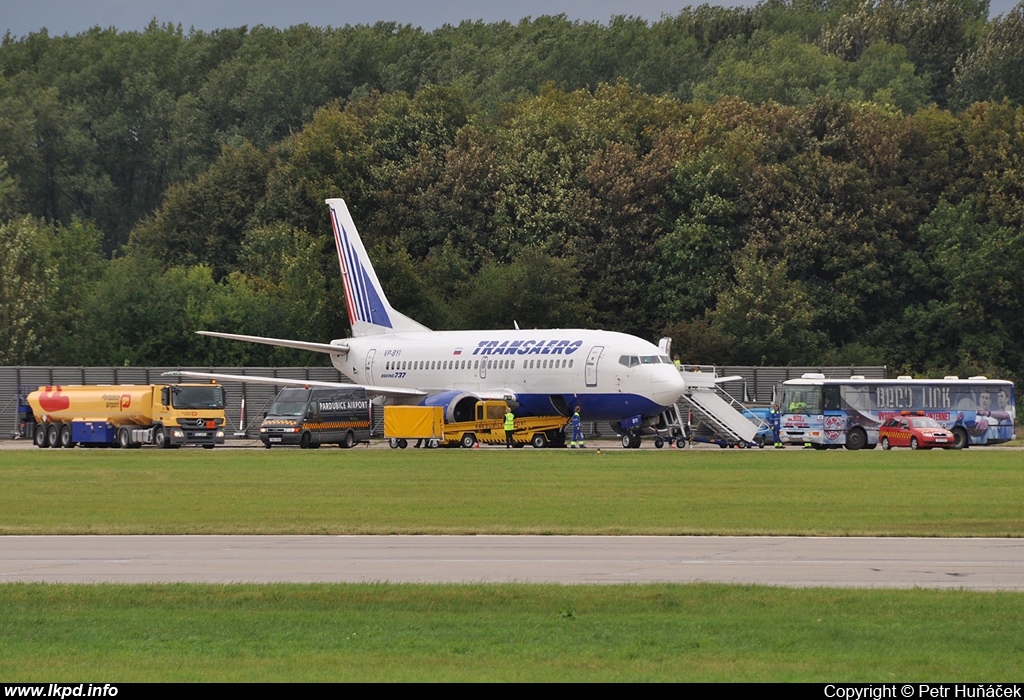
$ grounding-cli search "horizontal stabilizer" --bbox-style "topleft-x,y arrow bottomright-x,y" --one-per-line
198,331 -> 349,356
161,371 -> 427,399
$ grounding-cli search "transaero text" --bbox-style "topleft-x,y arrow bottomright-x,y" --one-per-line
472,339 -> 583,356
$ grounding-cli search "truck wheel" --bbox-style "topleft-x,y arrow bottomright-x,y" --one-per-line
300,433 -> 311,449
117,427 -> 132,449
342,432 -> 355,449
154,427 -> 169,449
47,423 -> 62,448
654,437 -> 665,449
952,428 -> 969,450
461,434 -> 476,449
398,439 -> 408,449
388,438 -> 399,449
531,433 -> 548,449
59,424 -> 74,449
34,424 -> 50,448
263,441 -> 272,449
203,444 -> 215,450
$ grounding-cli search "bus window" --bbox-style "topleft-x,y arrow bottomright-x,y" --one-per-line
823,386 -> 841,411
782,386 -> 821,414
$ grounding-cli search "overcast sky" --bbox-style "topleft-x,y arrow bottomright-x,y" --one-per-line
4,0 -> 1020,38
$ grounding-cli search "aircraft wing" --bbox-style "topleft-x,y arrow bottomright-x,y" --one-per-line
197,331 -> 350,356
161,371 -> 428,399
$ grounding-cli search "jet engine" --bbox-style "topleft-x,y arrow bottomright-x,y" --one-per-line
419,391 -> 479,424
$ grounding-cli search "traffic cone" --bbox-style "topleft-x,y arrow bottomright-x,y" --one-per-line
473,443 -> 480,449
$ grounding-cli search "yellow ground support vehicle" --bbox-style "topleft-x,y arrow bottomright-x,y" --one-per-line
384,400 -> 568,448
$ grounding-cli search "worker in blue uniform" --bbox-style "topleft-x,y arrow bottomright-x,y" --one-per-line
570,406 -> 585,448
769,404 -> 783,448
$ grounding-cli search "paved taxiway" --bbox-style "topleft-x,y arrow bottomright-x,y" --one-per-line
2,535 -> 1022,589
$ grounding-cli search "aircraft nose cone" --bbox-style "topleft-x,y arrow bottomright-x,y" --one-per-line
651,366 -> 686,406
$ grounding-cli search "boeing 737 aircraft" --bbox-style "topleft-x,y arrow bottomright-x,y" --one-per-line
170,198 -> 688,446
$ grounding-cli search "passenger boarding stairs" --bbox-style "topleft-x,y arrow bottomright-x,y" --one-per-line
676,366 -> 760,446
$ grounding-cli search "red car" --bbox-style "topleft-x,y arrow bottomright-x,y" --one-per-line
879,414 -> 955,450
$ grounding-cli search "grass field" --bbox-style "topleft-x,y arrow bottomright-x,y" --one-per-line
1,447 -> 1022,536
2,583 -> 1023,682
3,445 -> 1023,681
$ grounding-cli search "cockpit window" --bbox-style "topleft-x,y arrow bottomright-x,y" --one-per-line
621,355 -> 670,367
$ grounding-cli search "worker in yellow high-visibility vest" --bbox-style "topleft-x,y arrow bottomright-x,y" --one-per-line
504,408 -> 515,449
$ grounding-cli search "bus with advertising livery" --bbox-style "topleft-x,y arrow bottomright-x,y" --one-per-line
779,374 -> 1015,450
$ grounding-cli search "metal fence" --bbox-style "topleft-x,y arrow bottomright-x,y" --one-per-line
0,364 -> 886,440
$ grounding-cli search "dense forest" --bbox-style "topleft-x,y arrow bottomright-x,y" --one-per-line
2,0 -> 1024,383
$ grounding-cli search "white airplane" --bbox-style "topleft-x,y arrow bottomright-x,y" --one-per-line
169,198 -> 687,446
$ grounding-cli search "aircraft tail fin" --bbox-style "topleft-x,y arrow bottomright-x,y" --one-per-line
326,198 -> 430,337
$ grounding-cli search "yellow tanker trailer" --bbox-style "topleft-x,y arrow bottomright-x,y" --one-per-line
22,384 -> 227,449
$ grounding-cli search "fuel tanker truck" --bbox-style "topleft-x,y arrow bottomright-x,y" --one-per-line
20,383 -> 227,449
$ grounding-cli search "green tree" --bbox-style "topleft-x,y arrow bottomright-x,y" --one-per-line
899,198 -> 1024,376
709,243 -> 827,365
127,140 -> 273,277
951,3 -> 1024,107
0,217 -> 50,364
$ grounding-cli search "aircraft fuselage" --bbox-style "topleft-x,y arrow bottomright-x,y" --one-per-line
333,328 -> 685,421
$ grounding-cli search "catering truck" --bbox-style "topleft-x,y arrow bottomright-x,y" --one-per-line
20,383 -> 227,449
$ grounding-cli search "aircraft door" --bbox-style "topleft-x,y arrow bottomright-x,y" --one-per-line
585,346 -> 604,387
365,349 -> 376,381
479,355 -> 488,379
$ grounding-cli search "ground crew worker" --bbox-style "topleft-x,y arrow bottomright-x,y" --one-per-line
769,404 -> 783,448
504,407 -> 515,448
570,406 -> 585,448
